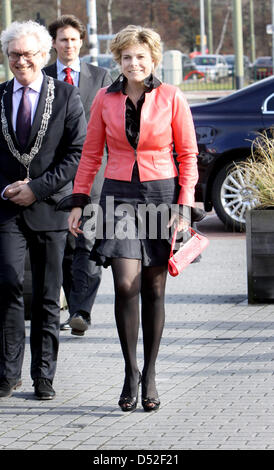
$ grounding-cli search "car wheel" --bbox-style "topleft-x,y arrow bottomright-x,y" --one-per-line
211,160 -> 259,231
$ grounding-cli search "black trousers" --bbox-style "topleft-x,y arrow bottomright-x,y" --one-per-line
62,209 -> 102,317
0,215 -> 67,382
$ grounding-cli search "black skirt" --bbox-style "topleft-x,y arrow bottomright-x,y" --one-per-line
89,164 -> 180,268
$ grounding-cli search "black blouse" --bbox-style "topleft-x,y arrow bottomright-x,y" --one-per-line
106,74 -> 161,149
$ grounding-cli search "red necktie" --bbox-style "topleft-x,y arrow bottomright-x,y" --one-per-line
63,67 -> 74,85
16,87 -> 31,148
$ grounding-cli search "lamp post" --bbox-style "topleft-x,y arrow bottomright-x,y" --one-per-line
233,0 -> 244,89
207,0 -> 213,54
200,0 -> 206,55
249,0 -> 256,63
57,0 -> 61,18
272,0 -> 274,70
86,0 -> 98,65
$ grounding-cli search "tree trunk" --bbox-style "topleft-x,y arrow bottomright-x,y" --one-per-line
106,0 -> 113,53
215,3 -> 231,55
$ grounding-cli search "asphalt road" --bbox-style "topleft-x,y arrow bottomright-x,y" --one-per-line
197,210 -> 246,240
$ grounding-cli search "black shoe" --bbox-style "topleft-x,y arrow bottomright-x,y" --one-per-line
69,312 -> 90,336
0,378 -> 22,398
33,378 -> 55,400
60,319 -> 71,331
141,397 -> 161,412
118,372 -> 141,412
141,375 -> 160,412
191,207 -> 207,222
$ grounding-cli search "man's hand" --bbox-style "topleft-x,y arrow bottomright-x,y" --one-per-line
4,180 -> 36,206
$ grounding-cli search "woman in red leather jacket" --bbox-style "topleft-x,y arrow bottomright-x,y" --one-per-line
67,25 -> 198,412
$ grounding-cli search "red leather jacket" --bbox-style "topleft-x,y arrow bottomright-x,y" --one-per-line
73,82 -> 198,206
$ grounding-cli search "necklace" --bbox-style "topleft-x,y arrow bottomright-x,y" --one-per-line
1,76 -> 55,179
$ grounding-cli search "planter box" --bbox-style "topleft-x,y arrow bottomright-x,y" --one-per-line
246,209 -> 274,303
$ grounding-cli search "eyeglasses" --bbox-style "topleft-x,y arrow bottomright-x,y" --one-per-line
7,50 -> 41,61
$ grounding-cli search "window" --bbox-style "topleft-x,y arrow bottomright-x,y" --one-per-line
262,93 -> 274,113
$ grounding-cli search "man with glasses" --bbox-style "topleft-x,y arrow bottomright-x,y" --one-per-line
44,15 -> 112,336
0,20 -> 86,399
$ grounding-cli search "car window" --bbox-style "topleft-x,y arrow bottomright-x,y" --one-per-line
194,57 -> 217,66
81,54 -> 117,70
195,126 -> 216,144
225,56 -> 234,64
262,93 -> 274,114
183,58 -> 192,66
98,56 -> 116,69
256,57 -> 272,65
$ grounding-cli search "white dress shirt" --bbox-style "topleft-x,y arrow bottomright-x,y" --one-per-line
12,73 -> 44,131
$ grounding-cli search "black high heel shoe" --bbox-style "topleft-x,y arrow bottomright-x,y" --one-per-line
141,375 -> 160,411
118,372 -> 141,412
142,397 -> 160,412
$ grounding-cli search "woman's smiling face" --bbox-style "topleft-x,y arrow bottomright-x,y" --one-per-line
121,43 -> 154,85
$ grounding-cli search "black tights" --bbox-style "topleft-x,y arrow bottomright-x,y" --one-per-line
111,258 -> 167,398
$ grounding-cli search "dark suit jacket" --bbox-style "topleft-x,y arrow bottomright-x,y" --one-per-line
43,61 -> 112,201
43,61 -> 112,122
0,74 -> 87,230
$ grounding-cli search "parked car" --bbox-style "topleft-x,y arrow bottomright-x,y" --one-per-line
224,54 -> 251,78
81,53 -> 120,80
251,56 -> 273,80
190,76 -> 274,231
192,54 -> 229,81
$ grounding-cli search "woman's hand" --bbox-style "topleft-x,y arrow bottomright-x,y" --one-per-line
68,207 -> 83,237
167,212 -> 190,232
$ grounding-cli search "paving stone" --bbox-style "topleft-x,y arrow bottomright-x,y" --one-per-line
0,238 -> 274,450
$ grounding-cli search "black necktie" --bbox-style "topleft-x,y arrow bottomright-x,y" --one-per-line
16,87 -> 31,148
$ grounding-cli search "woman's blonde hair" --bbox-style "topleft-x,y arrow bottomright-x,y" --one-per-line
110,25 -> 162,67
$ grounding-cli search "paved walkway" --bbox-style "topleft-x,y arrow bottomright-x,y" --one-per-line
1,219 -> 274,453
